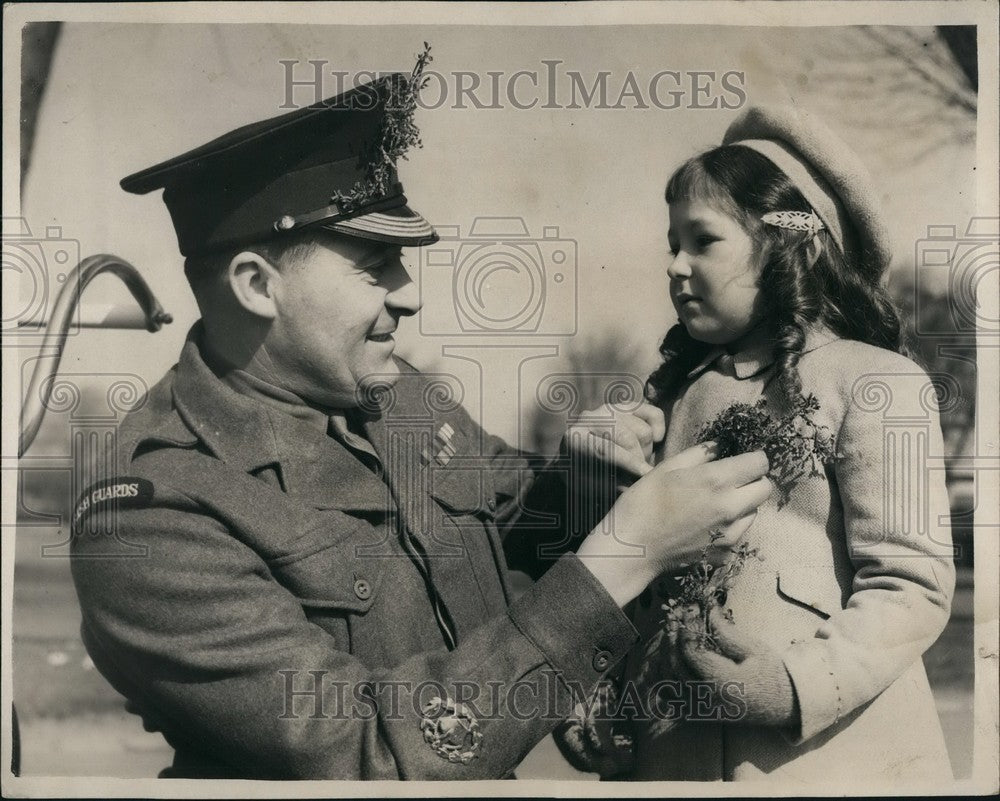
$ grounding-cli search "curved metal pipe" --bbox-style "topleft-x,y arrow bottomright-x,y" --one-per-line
18,255 -> 172,457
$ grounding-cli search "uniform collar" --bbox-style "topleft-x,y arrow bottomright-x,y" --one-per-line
686,324 -> 840,381
170,323 -> 389,509
205,351 -> 331,434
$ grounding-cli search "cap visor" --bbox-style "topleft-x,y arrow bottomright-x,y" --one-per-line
322,205 -> 438,247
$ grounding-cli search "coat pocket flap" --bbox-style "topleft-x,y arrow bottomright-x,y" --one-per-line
776,569 -> 843,619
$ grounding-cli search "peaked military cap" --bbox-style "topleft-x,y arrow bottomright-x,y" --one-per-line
121,73 -> 438,256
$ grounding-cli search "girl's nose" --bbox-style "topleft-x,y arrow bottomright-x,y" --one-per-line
667,250 -> 691,279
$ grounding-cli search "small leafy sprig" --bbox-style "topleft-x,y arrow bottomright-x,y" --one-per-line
331,42 -> 434,210
662,394 -> 837,651
662,533 -> 761,651
696,393 -> 837,507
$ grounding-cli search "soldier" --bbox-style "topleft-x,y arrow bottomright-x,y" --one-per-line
70,70 -> 771,779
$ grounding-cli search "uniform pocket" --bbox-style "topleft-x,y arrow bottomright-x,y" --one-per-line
429,462 -> 496,519
267,517 -> 383,614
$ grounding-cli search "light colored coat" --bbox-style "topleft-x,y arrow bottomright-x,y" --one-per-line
626,327 -> 955,784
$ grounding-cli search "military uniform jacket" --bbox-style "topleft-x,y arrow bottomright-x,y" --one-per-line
70,328 -> 636,779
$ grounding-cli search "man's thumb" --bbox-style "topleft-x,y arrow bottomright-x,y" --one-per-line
706,608 -> 761,662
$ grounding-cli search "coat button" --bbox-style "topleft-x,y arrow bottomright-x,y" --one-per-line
353,578 -> 372,600
593,650 -> 612,672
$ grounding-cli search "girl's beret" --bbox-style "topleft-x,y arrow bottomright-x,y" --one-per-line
723,104 -> 892,273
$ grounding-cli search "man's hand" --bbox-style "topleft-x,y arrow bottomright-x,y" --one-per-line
670,607 -> 799,729
564,402 -> 666,480
577,442 -> 772,605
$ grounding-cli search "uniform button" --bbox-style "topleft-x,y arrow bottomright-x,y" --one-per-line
487,497 -> 496,512
353,578 -> 372,600
593,650 -> 612,672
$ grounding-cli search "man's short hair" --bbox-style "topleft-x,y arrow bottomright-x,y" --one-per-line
182,231 -> 320,293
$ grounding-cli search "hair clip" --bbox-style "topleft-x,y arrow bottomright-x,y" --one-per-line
761,210 -> 825,237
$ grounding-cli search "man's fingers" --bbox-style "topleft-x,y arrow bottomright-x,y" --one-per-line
723,477 -> 774,519
619,422 -> 654,463
703,450 -> 770,488
614,416 -> 653,456
630,403 -> 666,444
712,511 -> 758,547
656,441 -> 719,473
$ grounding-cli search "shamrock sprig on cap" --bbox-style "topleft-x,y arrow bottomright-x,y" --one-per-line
331,42 -> 434,211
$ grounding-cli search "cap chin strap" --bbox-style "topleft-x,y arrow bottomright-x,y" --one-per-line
272,182 -> 406,233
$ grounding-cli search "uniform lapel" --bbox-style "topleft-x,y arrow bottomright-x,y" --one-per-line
172,325 -> 391,514
268,409 -> 392,513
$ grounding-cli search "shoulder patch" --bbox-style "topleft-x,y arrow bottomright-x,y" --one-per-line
73,477 -> 155,527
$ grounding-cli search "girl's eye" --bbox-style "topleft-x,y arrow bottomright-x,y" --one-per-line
696,235 -> 718,249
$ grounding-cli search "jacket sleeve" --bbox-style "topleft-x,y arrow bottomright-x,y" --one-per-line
781,361 -> 956,743
72,496 -> 636,779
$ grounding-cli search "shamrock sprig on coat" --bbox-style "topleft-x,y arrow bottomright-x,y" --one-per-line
663,394 -> 838,651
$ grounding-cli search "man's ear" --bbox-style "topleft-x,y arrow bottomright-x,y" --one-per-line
226,251 -> 279,319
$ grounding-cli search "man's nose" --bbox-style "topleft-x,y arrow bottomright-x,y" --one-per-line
385,264 -> 422,317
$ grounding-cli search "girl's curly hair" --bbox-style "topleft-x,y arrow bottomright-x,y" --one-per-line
645,145 -> 908,408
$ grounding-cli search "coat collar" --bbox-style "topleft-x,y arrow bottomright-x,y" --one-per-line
686,324 -> 841,382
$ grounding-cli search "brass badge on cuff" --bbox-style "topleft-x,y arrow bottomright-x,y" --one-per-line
420,695 -> 482,764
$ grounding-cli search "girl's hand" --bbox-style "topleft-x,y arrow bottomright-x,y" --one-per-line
673,607 -> 800,729
565,402 -> 666,479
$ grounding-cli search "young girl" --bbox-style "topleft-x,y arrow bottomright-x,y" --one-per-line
619,105 -> 956,783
